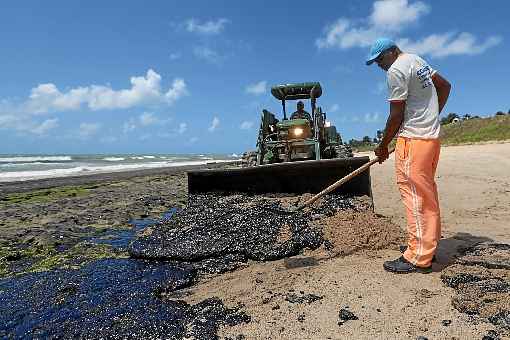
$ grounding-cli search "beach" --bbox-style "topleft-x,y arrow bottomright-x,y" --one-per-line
216,142 -> 510,339
1,143 -> 509,339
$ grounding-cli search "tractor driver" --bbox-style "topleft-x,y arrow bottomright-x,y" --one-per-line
290,101 -> 312,121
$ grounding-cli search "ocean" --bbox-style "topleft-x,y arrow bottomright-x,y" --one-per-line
0,153 -> 240,182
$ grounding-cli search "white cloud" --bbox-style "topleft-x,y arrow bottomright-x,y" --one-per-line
78,122 -> 101,138
27,83 -> 83,114
139,112 -> 158,126
165,78 -> 188,103
240,121 -> 254,130
23,69 -> 187,114
189,136 -> 199,144
208,116 -> 220,132
185,18 -> 229,35
31,118 -> 59,135
369,0 -> 429,30
0,114 -> 17,128
364,113 -> 381,123
193,46 -> 222,64
329,104 -> 340,113
315,0 -> 500,59
245,81 -> 267,95
316,18 -> 377,49
178,122 -> 187,134
122,112 -> 171,134
0,113 -> 59,135
316,0 -> 428,50
398,32 -> 502,58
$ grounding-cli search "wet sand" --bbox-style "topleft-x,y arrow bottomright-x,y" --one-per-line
1,144 -> 509,339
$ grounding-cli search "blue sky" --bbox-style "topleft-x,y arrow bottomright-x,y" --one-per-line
0,0 -> 508,154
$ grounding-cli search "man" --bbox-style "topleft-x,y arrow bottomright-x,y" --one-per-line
366,38 -> 451,274
290,101 -> 312,121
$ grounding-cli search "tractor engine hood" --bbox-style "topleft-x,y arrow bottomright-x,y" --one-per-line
277,118 -> 310,129
277,119 -> 311,139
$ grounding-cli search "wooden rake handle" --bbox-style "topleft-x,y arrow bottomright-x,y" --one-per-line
294,147 -> 395,211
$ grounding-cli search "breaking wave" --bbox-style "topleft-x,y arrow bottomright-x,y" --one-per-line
0,156 -> 73,163
0,160 -> 235,182
102,157 -> 126,162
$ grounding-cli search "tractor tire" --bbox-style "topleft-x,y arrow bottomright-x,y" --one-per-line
334,145 -> 353,158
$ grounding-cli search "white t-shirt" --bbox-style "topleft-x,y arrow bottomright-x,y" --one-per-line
387,53 -> 440,139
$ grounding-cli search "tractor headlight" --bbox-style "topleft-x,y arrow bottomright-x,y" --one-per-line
292,127 -> 303,136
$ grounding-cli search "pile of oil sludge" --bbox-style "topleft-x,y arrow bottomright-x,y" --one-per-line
129,193 -> 360,266
441,243 -> 510,336
0,193 -> 359,338
0,259 -> 249,339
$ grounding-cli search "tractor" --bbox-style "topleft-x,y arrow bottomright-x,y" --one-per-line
188,82 -> 372,198
244,82 -> 352,167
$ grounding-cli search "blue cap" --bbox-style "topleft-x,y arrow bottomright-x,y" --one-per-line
366,38 -> 396,65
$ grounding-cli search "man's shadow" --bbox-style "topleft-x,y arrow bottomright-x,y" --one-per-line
432,232 -> 494,272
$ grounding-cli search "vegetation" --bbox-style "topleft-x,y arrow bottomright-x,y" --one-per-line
0,242 -> 128,278
348,131 -> 381,152
28,243 -> 127,273
440,112 -> 460,125
0,184 -> 100,205
348,142 -> 376,152
439,114 -> 510,145
347,112 -> 509,152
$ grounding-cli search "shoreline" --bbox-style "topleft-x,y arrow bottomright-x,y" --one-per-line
0,160 -> 240,195
3,140 -> 510,195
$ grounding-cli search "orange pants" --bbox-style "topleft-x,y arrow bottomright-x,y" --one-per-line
395,137 -> 441,267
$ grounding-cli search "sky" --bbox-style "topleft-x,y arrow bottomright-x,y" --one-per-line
0,0 -> 508,154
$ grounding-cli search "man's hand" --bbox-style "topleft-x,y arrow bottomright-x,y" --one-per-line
374,144 -> 389,163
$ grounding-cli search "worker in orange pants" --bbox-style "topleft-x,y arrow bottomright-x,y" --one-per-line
395,137 -> 441,269
365,38 -> 451,273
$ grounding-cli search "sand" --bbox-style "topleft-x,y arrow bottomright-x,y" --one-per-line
370,143 -> 510,243
209,143 -> 510,339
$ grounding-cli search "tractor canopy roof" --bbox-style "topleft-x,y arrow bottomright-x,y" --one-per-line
270,82 -> 322,100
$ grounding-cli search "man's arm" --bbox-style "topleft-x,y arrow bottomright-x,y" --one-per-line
432,73 -> 451,114
374,100 -> 406,163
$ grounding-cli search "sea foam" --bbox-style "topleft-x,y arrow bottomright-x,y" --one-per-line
0,160 -> 234,182
0,156 -> 73,163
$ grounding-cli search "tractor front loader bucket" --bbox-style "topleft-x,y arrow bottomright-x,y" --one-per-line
187,156 -> 373,199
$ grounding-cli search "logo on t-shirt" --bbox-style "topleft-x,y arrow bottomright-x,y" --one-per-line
417,65 -> 433,89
